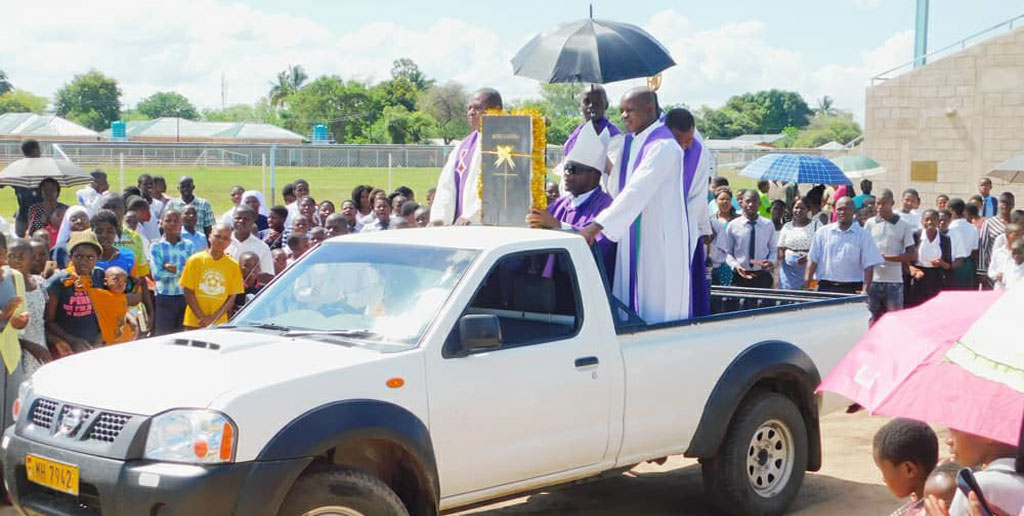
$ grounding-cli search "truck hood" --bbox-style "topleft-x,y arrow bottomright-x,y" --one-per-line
29,329 -> 386,415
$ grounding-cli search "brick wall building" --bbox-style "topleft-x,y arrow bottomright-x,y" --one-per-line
862,26 -> 1024,206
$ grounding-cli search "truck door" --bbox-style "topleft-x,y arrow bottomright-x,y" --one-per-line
426,250 -> 613,496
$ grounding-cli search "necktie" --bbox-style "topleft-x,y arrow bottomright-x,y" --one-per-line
748,220 -> 757,269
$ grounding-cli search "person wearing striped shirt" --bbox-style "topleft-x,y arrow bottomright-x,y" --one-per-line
150,209 -> 194,335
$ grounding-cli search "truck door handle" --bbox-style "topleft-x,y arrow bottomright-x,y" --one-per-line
574,356 -> 599,368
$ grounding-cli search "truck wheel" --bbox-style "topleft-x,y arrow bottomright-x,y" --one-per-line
277,468 -> 409,516
701,391 -> 808,516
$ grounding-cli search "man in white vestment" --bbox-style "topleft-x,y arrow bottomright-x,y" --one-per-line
430,88 -> 503,226
580,88 -> 692,324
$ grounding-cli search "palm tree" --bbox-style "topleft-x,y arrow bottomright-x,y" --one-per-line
268,65 -> 308,109
815,96 -> 835,117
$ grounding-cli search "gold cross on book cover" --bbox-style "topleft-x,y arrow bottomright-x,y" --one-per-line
479,111 -> 546,227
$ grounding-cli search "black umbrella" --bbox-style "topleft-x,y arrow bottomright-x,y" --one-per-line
511,18 -> 675,84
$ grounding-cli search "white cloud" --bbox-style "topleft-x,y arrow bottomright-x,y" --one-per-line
0,1 -> 912,125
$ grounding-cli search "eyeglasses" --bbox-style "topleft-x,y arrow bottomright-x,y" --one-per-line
564,165 -> 592,175
71,254 -> 98,262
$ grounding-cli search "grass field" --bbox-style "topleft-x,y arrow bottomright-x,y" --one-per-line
0,166 -> 445,220
0,164 -> 757,223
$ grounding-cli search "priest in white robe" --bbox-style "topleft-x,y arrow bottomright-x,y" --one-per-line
580,88 -> 691,324
665,108 -> 715,316
430,88 -> 503,226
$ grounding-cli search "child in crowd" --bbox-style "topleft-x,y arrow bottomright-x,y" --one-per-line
7,238 -> 51,374
1006,239 -> 1024,289
233,251 -> 264,313
181,205 -> 208,252
928,429 -> 1024,516
271,248 -> 288,275
309,227 -> 327,246
150,209 -> 193,336
317,201 -> 335,227
53,206 -> 91,268
287,234 -> 309,263
29,239 -> 55,280
922,460 -> 962,509
873,418 -> 939,503
42,205 -> 66,248
88,266 -> 136,344
124,211 -> 140,234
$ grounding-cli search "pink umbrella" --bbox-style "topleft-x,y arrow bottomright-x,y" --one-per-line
819,289 -> 1022,445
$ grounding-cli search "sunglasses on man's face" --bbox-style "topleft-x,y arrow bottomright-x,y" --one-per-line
564,165 -> 592,175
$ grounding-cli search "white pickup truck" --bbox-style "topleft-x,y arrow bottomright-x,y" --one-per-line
2,227 -> 866,516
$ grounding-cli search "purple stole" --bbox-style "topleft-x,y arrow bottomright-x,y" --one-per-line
682,138 -> 710,317
618,124 -> 675,312
563,119 -> 621,156
545,188 -> 617,279
452,131 -> 479,220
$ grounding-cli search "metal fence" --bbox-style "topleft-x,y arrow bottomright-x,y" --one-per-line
0,140 -> 839,172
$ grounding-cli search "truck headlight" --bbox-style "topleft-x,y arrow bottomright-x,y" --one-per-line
12,380 -> 31,421
143,410 -> 237,464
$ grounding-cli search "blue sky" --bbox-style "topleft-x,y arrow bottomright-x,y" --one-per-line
3,0 -> 1021,122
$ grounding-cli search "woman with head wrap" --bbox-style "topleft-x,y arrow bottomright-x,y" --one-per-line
241,190 -> 269,232
52,206 -> 91,268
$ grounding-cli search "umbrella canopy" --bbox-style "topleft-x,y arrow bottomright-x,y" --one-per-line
0,157 -> 92,188
819,289 -> 1022,445
511,18 -> 675,84
831,155 -> 886,179
989,154 -> 1024,184
740,154 -> 852,186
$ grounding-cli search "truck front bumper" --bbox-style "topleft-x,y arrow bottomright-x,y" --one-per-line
2,427 -> 311,516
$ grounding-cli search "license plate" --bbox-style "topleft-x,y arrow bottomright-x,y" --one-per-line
25,454 -> 79,495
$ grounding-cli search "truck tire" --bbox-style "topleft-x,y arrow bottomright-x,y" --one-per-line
700,391 -> 808,516
277,468 -> 410,516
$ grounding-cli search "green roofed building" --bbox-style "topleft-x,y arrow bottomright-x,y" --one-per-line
101,117 -> 303,144
0,113 -> 101,142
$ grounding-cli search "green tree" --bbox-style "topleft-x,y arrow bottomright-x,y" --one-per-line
285,76 -> 377,143
695,104 -> 758,139
368,105 -> 437,144
269,64 -> 308,108
371,77 -> 420,112
390,58 -> 433,91
136,91 -> 199,119
538,83 -> 579,118
0,90 -> 48,114
419,82 -> 469,144
202,98 -> 281,124
723,89 -> 812,133
54,70 -> 122,131
0,70 -> 11,95
791,113 -> 862,148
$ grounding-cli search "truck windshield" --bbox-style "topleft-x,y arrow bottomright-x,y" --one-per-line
232,242 -> 478,351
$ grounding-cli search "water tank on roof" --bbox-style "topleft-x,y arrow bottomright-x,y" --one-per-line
312,124 -> 328,144
111,121 -> 127,141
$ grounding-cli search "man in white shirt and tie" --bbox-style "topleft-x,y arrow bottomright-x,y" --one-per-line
718,189 -> 778,288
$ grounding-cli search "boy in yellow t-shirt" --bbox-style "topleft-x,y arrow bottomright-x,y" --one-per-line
179,224 -> 243,329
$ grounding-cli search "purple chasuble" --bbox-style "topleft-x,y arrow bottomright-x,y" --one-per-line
547,187 -> 617,280
682,138 -> 710,317
563,119 -> 621,156
452,131 -> 479,220
617,124 -> 676,312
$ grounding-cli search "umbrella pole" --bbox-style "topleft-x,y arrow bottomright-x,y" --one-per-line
119,153 -> 125,191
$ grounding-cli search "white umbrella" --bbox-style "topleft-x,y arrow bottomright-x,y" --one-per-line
0,157 -> 93,188
989,155 -> 1024,184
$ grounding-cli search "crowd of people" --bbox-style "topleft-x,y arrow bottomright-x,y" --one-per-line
0,139 -> 443,375
707,176 -> 1022,322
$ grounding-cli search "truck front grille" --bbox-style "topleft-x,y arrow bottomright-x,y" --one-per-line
30,399 -> 58,429
86,412 -> 132,442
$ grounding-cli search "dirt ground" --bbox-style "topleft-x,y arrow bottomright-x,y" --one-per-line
451,411 -> 916,516
1,411 -> 931,516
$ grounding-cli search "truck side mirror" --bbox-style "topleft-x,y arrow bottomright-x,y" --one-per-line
459,314 -> 501,353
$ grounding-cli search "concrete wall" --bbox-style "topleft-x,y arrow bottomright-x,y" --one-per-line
862,27 -> 1024,206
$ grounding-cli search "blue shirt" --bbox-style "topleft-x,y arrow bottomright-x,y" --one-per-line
151,237 -> 195,296
808,222 -> 884,282
718,216 -> 778,271
182,228 -> 208,252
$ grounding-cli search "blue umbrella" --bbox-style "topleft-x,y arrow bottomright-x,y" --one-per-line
740,154 -> 852,186
511,18 -> 675,84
